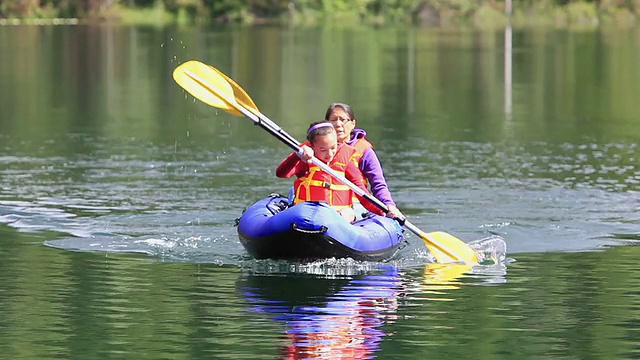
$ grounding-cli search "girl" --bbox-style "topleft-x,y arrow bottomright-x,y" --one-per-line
276,121 -> 384,222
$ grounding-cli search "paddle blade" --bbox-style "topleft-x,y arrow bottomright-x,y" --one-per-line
208,65 -> 261,116
423,231 -> 479,264
172,60 -> 241,116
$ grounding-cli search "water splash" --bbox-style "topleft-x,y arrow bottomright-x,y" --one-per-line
468,235 -> 508,265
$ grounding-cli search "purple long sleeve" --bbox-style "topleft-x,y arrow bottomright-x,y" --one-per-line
358,147 -> 396,207
347,128 -> 396,207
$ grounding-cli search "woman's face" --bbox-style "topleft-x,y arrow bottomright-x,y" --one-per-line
311,131 -> 339,163
327,108 -> 355,143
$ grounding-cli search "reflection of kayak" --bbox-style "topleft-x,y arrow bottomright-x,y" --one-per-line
236,194 -> 405,261
240,266 -> 402,359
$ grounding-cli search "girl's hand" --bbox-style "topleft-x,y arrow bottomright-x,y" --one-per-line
296,145 -> 314,164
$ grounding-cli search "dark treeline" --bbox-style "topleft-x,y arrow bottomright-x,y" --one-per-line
0,0 -> 638,27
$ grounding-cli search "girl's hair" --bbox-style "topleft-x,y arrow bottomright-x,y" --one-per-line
324,102 -> 355,121
306,121 -> 335,143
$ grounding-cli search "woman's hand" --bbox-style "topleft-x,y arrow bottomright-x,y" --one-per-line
386,205 -> 405,223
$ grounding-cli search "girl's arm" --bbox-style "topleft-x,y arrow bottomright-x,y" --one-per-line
276,152 -> 307,178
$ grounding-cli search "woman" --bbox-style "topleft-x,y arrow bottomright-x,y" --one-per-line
324,102 -> 404,220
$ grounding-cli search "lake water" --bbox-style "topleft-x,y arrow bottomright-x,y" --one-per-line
1,24 -> 639,359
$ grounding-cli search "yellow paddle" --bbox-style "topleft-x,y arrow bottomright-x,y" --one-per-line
173,60 -> 479,264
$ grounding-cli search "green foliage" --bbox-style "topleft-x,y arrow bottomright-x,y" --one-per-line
132,0 -> 157,7
1,0 -> 44,18
250,0 -> 290,17
598,0 -> 639,23
473,2 -> 507,27
561,1 -> 599,26
366,0 -> 421,23
118,4 -> 175,24
0,0 -> 638,26
201,0 -> 249,22
50,0 -> 81,18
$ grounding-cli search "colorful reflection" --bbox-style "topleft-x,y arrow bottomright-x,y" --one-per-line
421,262 -> 473,298
240,265 -> 403,359
239,259 -> 493,358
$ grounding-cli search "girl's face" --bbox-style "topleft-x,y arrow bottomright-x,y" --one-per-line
327,108 -> 355,143
311,132 -> 339,163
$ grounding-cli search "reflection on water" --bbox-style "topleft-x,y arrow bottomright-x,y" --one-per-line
5,225 -> 640,359
420,263 -> 475,295
241,266 -> 406,359
239,260 -> 508,358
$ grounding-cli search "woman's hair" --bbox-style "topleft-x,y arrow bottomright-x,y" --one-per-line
324,102 -> 356,121
306,121 -> 335,143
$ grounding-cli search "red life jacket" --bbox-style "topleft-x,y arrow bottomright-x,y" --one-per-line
293,144 -> 357,210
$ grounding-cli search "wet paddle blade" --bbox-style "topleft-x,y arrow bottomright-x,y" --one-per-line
172,60 -> 242,116
424,231 -> 479,264
208,65 -> 261,116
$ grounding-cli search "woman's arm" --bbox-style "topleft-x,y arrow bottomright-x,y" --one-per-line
359,148 -> 405,219
359,148 -> 396,207
345,161 -> 384,216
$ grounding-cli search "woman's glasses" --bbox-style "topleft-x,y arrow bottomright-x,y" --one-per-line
327,117 -> 353,124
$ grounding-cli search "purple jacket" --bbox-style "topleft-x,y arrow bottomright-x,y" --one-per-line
347,128 -> 396,207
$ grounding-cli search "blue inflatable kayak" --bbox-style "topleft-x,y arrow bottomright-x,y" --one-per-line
236,194 -> 406,261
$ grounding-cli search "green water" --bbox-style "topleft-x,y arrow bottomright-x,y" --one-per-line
1,24 -> 639,359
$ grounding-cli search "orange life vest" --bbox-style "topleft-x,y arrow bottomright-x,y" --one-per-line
350,137 -> 374,201
351,137 -> 373,166
293,144 -> 357,211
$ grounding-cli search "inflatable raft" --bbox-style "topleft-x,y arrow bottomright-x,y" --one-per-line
236,194 -> 405,261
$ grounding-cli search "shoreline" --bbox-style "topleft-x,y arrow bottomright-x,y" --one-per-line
0,4 -> 638,29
